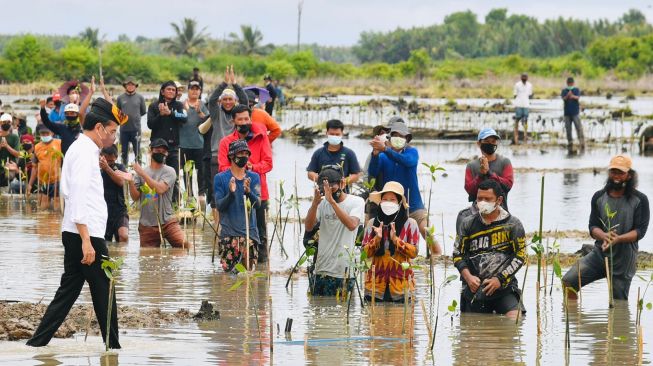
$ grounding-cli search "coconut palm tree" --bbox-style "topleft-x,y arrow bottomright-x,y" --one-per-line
161,18 -> 208,57
229,25 -> 273,55
79,27 -> 100,48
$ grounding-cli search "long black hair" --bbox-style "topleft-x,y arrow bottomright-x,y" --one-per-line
604,169 -> 638,197
371,192 -> 408,256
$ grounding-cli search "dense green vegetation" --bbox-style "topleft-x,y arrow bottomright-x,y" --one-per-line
0,9 -> 652,85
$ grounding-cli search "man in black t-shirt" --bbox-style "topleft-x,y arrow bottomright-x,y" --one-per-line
100,145 -> 129,243
306,119 -> 361,191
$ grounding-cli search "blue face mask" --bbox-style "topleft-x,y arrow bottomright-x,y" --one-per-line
41,135 -> 53,143
327,135 -> 342,146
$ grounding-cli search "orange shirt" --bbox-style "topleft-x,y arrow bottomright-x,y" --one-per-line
33,139 -> 63,184
251,108 -> 282,143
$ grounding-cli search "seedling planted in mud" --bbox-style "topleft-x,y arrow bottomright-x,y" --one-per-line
429,274 -> 458,351
229,263 -> 268,351
599,202 -> 618,308
101,255 -> 124,352
636,273 -> 653,326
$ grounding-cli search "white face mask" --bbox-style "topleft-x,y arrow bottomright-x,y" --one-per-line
380,201 -> 400,216
327,135 -> 342,146
390,136 -> 406,149
477,201 -> 497,215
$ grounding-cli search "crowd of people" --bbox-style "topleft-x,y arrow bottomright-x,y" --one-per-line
0,69 -> 645,349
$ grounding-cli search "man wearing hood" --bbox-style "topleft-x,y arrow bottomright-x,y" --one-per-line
40,100 -> 81,155
147,80 -> 188,201
453,179 -> 526,318
206,66 -> 248,209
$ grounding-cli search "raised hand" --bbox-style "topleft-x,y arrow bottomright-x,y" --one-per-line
244,177 -> 251,194
389,222 -> 397,242
372,222 -> 382,237
229,176 -> 237,193
90,75 -> 96,94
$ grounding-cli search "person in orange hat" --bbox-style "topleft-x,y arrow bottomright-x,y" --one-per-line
563,154 -> 650,301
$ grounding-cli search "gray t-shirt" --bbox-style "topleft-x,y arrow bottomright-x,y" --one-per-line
179,103 -> 209,149
135,165 -> 177,227
117,92 -> 146,132
315,194 -> 365,278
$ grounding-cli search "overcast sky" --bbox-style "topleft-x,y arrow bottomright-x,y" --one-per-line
3,0 -> 653,46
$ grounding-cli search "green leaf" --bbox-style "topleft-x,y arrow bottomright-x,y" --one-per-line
235,263 -> 247,273
229,279 -> 245,291
647,302 -> 652,311
442,274 -> 458,287
297,255 -> 308,267
103,268 -> 113,280
359,250 -> 367,261
553,259 -> 562,279
253,273 -> 267,278
637,275 -> 647,282
306,246 -> 316,257
615,336 -> 628,341
531,234 -> 542,244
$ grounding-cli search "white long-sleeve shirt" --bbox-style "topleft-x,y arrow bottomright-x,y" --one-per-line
513,81 -> 533,108
61,133 -> 108,238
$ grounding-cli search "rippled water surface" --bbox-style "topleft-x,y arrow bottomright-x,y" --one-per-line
0,113 -> 652,365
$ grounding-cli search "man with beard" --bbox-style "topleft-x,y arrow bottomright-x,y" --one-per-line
147,80 -> 188,202
563,154 -> 649,301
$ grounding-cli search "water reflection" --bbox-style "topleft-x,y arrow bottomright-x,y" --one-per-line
452,313 -> 525,365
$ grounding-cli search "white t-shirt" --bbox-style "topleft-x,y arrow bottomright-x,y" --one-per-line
513,81 -> 533,108
315,194 -> 365,278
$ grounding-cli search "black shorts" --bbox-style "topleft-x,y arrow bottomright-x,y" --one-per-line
105,214 -> 129,242
460,285 -> 526,315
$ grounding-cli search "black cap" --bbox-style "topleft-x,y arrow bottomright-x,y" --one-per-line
245,90 -> 258,104
318,165 -> 343,184
264,75 -> 272,81
150,138 -> 169,150
567,77 -> 575,83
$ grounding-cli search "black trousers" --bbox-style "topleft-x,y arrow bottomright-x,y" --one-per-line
256,200 -> 269,257
27,232 -> 121,348
166,148 -> 180,203
180,148 -> 206,197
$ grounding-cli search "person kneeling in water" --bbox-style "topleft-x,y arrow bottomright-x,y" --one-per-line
128,138 -> 188,248
453,179 -> 527,318
304,166 -> 364,296
362,181 -> 419,302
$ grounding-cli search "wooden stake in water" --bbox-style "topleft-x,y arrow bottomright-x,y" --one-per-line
105,279 -> 114,352
371,265 -> 376,315
515,257 -> 530,324
244,195 -> 250,271
420,299 -> 433,346
537,174 -> 545,287
269,296 -> 274,354
605,257 -> 613,308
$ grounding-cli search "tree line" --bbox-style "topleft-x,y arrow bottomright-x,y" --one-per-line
1,10 -> 653,84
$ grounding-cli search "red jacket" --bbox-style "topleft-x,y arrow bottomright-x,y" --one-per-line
218,122 -> 273,200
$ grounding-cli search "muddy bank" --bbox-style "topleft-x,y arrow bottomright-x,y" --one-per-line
0,301 -> 192,341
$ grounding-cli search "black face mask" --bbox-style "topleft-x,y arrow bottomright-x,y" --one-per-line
152,152 -> 166,164
480,143 -> 497,155
1,124 -> 10,131
237,124 -> 251,135
65,115 -> 78,122
333,188 -> 343,201
22,143 -> 32,151
607,179 -> 627,191
234,156 -> 248,168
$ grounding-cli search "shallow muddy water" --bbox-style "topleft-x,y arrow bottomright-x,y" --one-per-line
0,94 -> 652,364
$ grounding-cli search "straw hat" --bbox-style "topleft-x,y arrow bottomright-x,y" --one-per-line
368,181 -> 409,209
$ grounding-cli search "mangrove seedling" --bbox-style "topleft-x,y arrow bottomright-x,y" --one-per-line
229,263 -> 268,351
447,299 -> 459,325
285,245 -> 316,288
599,202 -> 618,308
101,255 -> 124,352
636,273 -> 653,326
429,274 -> 458,351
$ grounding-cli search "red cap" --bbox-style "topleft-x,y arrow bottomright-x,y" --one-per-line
52,93 -> 61,102
20,134 -> 35,143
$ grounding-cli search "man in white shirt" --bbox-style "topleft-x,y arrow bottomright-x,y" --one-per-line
513,73 -> 533,145
27,98 -> 127,349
